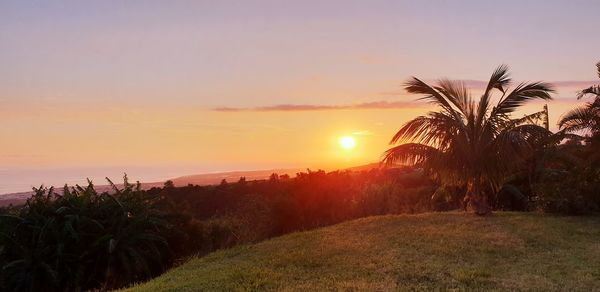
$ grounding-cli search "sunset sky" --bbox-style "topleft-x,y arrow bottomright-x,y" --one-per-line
1,0 -> 599,193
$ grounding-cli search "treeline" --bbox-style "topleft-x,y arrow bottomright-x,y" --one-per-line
0,167 -> 439,291
156,168 -> 437,234
497,138 -> 600,214
382,62 -> 600,215
0,153 -> 598,291
496,63 -> 600,214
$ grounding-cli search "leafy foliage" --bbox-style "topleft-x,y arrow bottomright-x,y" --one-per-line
0,168 -> 436,290
383,65 -> 554,214
532,61 -> 600,214
559,61 -> 600,149
0,176 -> 178,291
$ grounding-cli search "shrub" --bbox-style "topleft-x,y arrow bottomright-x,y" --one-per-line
0,177 -> 180,291
533,167 -> 600,215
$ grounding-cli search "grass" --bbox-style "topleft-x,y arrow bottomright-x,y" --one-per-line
124,212 -> 600,291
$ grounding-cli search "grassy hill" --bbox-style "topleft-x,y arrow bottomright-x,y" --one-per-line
124,212 -> 600,291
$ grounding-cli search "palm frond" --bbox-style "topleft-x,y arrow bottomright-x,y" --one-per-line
492,82 -> 554,118
389,116 -> 431,144
558,106 -> 598,132
404,77 -> 457,114
477,65 -> 511,128
486,129 -> 531,181
576,85 -> 600,99
389,112 -> 460,148
435,79 -> 472,116
510,124 -> 552,142
576,61 -> 600,100
487,64 -> 512,94
382,143 -> 440,166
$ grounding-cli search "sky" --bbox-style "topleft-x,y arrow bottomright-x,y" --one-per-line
1,0 -> 599,193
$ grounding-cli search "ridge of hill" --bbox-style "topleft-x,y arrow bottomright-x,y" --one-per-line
123,212 -> 600,291
0,164 -> 385,206
0,168 -> 299,206
169,168 -> 303,186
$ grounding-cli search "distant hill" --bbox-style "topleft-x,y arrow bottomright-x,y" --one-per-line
122,212 -> 600,291
0,164 -> 389,207
342,162 -> 382,172
0,168 -> 304,206
0,182 -> 164,207
170,168 -> 303,186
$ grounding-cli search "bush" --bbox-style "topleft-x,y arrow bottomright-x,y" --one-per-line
0,177 -> 180,291
533,167 -> 600,215
0,168 -> 439,290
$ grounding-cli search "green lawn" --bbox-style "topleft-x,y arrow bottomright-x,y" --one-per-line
124,212 -> 600,291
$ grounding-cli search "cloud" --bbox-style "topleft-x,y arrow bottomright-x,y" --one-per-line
213,101 -> 421,112
351,130 -> 373,136
216,79 -> 598,112
458,80 -> 598,89
552,81 -> 599,87
377,79 -> 598,98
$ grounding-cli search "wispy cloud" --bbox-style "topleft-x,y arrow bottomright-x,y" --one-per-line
351,130 -> 373,136
213,101 -> 420,112
454,80 -> 598,89
216,80 -> 598,112
378,80 -> 598,96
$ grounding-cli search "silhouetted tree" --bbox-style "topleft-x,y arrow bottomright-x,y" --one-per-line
383,65 -> 554,214
164,180 -> 175,188
559,61 -> 600,153
0,175 -> 176,291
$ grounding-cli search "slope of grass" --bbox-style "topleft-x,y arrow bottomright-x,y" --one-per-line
124,212 -> 600,291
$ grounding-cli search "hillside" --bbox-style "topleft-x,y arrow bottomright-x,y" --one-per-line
124,212 -> 600,291
170,168 -> 303,186
169,164 -> 384,186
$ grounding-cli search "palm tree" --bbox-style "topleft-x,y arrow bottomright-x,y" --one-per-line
558,62 -> 600,145
577,62 -> 600,99
383,65 -> 554,214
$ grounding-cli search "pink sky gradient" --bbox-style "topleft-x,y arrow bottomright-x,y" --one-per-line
1,1 -> 599,193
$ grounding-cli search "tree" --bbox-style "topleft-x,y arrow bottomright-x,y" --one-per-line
548,62 -> 600,213
576,62 -> 600,100
383,65 -> 554,214
558,62 -> 600,149
164,180 -> 175,189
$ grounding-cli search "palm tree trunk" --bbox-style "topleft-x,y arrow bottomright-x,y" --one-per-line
471,195 -> 491,215
464,181 -> 492,215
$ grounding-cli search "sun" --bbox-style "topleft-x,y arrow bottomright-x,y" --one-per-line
339,136 -> 356,149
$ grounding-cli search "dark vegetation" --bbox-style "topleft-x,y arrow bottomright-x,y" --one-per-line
384,64 -> 600,215
125,213 -> 600,291
0,63 -> 599,291
0,168 -> 438,291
